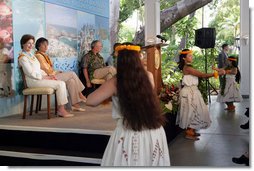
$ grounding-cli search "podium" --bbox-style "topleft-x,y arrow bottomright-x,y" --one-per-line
142,43 -> 166,94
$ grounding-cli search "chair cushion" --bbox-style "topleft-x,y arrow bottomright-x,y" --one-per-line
23,87 -> 55,95
91,79 -> 105,85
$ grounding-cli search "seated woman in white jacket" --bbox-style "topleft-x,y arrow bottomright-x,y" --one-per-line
18,34 -> 73,118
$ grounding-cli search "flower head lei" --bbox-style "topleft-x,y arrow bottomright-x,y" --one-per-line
227,57 -> 237,61
179,50 -> 193,55
115,44 -> 141,53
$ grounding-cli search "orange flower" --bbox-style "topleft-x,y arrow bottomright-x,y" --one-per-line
214,71 -> 219,79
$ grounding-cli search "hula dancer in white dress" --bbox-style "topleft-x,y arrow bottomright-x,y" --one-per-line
176,49 -> 224,140
216,56 -> 242,111
86,43 -> 170,166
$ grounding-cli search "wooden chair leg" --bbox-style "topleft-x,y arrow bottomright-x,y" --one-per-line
23,95 -> 27,119
55,93 -> 57,115
30,95 -> 34,116
47,94 -> 51,119
35,95 -> 40,113
39,95 -> 42,111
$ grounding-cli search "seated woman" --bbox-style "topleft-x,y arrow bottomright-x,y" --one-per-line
35,37 -> 86,112
18,34 -> 73,118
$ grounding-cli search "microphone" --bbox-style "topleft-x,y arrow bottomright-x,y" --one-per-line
156,35 -> 167,42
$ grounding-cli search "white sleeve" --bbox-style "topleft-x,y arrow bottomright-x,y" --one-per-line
19,57 -> 43,80
2,48 -> 9,56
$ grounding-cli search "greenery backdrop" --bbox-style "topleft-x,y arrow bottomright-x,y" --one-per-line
117,0 -> 240,101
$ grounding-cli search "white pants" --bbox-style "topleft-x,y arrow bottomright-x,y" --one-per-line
27,79 -> 68,106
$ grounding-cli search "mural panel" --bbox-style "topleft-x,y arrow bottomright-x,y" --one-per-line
77,11 -> 95,61
12,0 -> 45,94
0,0 -> 13,97
0,0 -> 109,116
46,3 -> 78,72
96,15 -> 110,60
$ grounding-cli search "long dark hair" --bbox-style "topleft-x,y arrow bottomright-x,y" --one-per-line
116,44 -> 165,131
178,49 -> 190,70
229,57 -> 241,84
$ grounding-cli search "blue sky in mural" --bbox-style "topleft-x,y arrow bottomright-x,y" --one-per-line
96,15 -> 110,59
12,0 -> 45,54
46,3 -> 77,28
77,11 -> 95,28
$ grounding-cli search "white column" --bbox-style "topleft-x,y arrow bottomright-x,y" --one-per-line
144,0 -> 160,45
239,0 -> 250,97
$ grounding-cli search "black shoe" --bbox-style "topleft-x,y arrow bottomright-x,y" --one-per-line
244,108 -> 249,117
232,155 -> 249,166
240,121 -> 249,129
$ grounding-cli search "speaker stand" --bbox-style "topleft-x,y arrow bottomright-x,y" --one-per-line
204,49 -> 211,103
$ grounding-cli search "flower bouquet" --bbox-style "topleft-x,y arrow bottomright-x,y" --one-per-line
159,84 -> 180,115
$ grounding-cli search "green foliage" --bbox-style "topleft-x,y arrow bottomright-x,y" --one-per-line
118,24 -> 135,42
174,16 -> 198,48
118,0 -> 239,100
161,46 -> 182,86
209,0 -> 240,48
120,0 -> 143,23
160,0 -> 178,9
161,15 -> 198,87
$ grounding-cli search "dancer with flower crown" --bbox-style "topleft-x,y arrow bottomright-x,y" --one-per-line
176,49 -> 224,140
216,55 -> 242,111
86,43 -> 170,166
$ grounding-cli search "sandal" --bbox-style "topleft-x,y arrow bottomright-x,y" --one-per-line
184,135 -> 200,140
194,132 -> 201,136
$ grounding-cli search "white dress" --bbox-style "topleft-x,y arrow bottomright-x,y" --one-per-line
217,75 -> 243,103
176,75 -> 211,130
101,96 -> 170,166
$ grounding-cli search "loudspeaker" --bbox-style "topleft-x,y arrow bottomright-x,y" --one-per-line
195,28 -> 216,49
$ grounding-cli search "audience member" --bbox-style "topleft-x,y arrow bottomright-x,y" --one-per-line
232,107 -> 249,166
106,42 -> 121,67
18,34 -> 73,118
217,43 -> 229,87
35,37 -> 86,112
240,107 -> 249,129
80,40 -> 116,88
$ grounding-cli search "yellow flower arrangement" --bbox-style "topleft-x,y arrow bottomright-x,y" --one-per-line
115,45 -> 141,53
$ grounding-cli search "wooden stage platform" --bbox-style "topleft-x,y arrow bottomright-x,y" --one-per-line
0,102 -> 181,165
0,102 -> 115,136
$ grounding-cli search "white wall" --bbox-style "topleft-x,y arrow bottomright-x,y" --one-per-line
239,0 -> 250,97
144,0 -> 160,45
